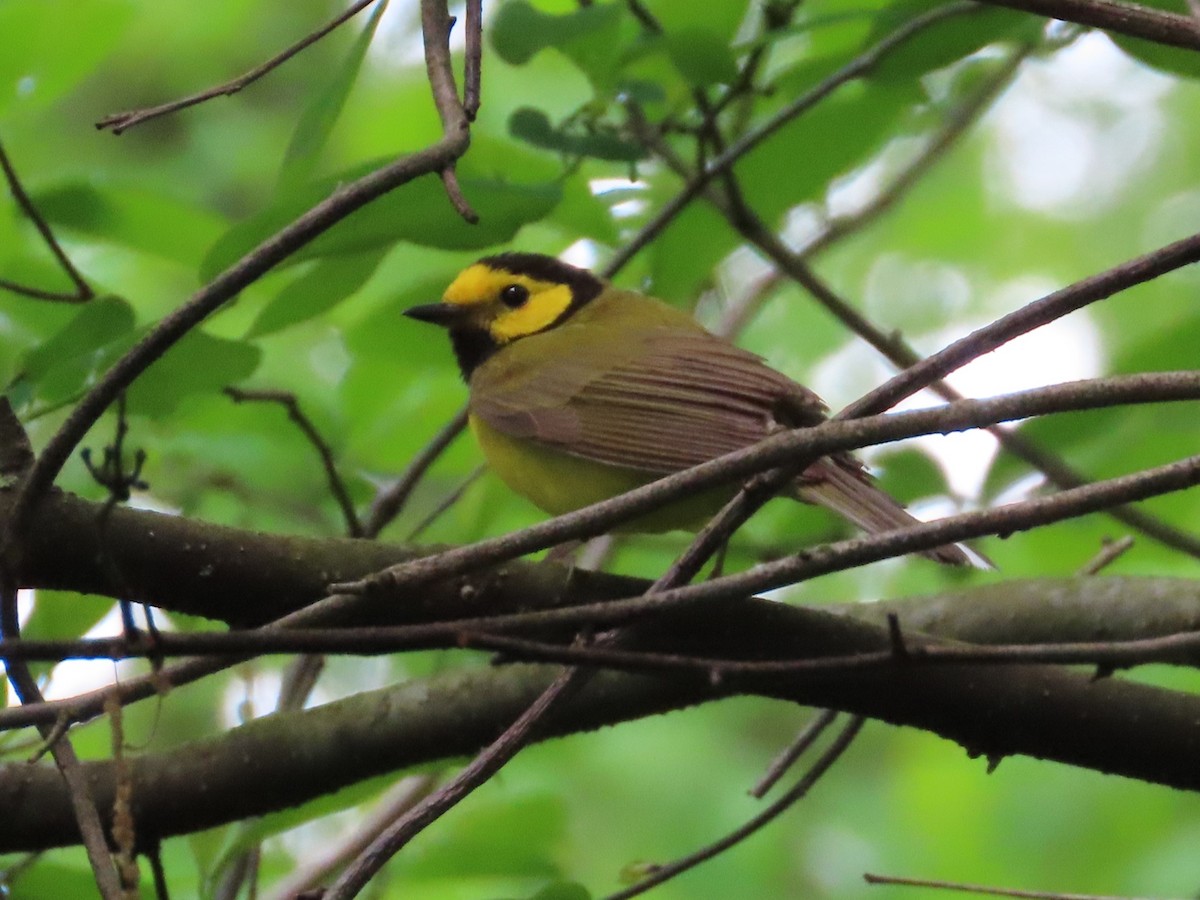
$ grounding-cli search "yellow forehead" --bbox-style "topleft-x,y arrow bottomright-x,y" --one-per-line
443,264 -> 555,306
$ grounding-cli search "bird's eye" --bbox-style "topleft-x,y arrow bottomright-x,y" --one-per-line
500,284 -> 529,308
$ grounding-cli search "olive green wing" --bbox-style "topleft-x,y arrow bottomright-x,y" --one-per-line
470,316 -> 826,474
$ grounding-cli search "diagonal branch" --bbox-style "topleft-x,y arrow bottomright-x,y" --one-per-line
96,0 -> 384,134
9,0 -> 473,544
975,0 -> 1200,50
0,139 -> 93,303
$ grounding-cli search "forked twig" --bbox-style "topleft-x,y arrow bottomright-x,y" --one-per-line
0,140 -> 93,303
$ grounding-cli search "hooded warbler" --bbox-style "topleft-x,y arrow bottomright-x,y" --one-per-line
406,252 -> 969,565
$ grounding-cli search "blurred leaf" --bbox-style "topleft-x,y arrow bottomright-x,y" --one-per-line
32,181 -> 225,265
876,445 -> 952,500
1108,0 -> 1200,80
127,329 -> 261,416
247,250 -> 387,337
279,0 -> 391,188
499,882 -> 591,900
0,0 -> 135,117
735,79 -> 919,224
866,3 -> 1038,82
1111,34 -> 1200,80
664,27 -> 738,86
403,791 -> 565,879
16,296 -> 134,384
202,168 -> 562,279
10,296 -> 136,410
509,107 -> 647,162
491,1 -> 627,88
647,203 -> 737,300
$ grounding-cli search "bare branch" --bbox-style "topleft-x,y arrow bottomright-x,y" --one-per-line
0,139 -> 93,303
605,717 -> 864,900
0,583 -> 123,898
462,0 -> 482,120
365,405 -> 468,538
864,871 -> 1133,899
751,709 -> 839,798
224,387 -> 363,537
96,0 -> 383,133
325,666 -> 581,899
975,0 -> 1200,50
10,0 -> 472,542
333,371 -> 1200,598
603,2 -> 980,276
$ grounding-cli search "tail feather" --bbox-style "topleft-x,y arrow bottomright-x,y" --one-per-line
794,459 -> 976,567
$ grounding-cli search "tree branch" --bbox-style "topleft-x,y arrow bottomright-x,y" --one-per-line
6,592 -> 1200,852
975,0 -> 1200,50
9,0 -> 472,542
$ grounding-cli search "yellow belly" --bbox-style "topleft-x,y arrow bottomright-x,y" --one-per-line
469,414 -> 727,533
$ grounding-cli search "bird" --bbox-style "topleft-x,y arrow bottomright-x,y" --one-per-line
404,252 -> 970,565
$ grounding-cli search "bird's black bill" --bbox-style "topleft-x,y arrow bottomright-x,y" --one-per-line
404,302 -> 467,327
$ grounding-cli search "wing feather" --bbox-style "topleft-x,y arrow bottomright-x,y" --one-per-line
469,293 -> 825,474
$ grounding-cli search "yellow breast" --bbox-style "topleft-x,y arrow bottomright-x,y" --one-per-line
468,414 -> 727,533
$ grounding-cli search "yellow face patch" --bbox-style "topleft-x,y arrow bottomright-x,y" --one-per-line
442,264 -> 575,343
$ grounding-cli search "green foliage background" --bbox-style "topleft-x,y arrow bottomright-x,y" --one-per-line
3,0 -> 1200,897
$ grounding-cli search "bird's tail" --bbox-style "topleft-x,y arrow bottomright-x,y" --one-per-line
794,459 -> 977,567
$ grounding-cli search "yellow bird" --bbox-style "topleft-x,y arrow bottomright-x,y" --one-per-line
406,252 -> 968,564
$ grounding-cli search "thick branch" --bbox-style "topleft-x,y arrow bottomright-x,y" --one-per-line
4,595 -> 1200,852
976,0 -> 1200,50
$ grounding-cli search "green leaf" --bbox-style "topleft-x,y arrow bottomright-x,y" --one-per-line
735,79 -> 919,223
0,0 -> 136,117
664,27 -> 738,86
31,181 -> 226,266
247,250 -> 387,338
494,882 -> 593,900
202,167 -> 562,279
10,296 -> 137,409
490,0 -> 632,89
1111,33 -> 1200,80
127,330 -> 261,416
865,3 -> 1038,82
490,1 -> 623,67
279,0 -> 391,189
17,296 -> 135,384
403,791 -> 565,879
508,107 -> 647,162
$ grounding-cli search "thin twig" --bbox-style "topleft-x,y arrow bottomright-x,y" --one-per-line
1076,536 -> 1135,575
325,665 -> 581,898
0,583 -> 123,898
0,139 -> 93,303
603,2 -> 979,276
802,47 -> 1031,259
440,164 -> 478,222
4,374 -> 1199,736
863,871 -> 1146,899
604,716 -> 864,900
224,387 -> 363,537
840,232 -> 1200,419
333,371 -> 1200,597
364,405 -> 469,538
9,0 -> 473,544
751,709 -> 838,798
265,774 -> 439,900
96,0 -> 383,133
406,463 -> 485,540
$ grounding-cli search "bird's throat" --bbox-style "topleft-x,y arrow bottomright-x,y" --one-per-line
449,327 -> 500,381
